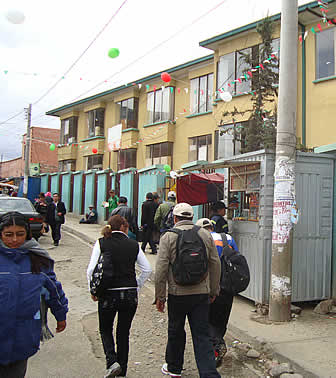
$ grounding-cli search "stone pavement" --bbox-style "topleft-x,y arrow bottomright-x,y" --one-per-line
63,213 -> 336,378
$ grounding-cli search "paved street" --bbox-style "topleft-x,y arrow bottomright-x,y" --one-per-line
26,231 -> 264,378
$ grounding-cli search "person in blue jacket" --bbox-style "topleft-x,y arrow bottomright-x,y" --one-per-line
196,217 -> 238,368
0,211 -> 68,378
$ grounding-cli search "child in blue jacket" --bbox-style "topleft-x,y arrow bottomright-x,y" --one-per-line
0,211 -> 68,377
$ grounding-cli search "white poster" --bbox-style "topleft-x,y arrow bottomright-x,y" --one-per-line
198,145 -> 207,160
107,124 -> 122,151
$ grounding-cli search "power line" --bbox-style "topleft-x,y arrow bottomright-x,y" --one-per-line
0,0 -> 129,127
32,0 -> 129,106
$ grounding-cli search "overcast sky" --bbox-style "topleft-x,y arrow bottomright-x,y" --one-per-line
0,0 -> 314,161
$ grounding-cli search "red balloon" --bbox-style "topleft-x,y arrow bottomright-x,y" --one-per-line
92,148 -> 98,154
161,72 -> 171,83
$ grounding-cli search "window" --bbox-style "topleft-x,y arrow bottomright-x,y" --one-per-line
60,117 -> 78,144
215,122 -> 247,160
190,73 -> 213,114
87,154 -> 103,170
87,108 -> 105,138
59,160 -> 76,172
188,134 -> 212,162
117,98 -> 139,130
146,142 -> 173,165
147,87 -> 174,124
316,27 -> 336,80
217,39 -> 280,94
118,149 -> 137,170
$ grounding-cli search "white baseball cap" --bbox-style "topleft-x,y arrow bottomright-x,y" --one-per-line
167,191 -> 176,199
195,218 -> 212,228
173,203 -> 194,218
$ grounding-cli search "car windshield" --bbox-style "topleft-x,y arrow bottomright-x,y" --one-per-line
0,199 -> 35,213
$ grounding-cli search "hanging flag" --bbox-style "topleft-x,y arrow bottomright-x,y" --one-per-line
317,23 -> 322,32
177,88 -> 181,94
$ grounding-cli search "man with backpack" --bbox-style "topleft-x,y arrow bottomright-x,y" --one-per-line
154,191 -> 176,234
195,218 -> 247,368
155,203 -> 221,378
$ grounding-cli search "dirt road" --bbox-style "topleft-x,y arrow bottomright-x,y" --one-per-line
27,231 -> 263,377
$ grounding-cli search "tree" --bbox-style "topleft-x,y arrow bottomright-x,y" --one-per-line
220,16 -> 279,153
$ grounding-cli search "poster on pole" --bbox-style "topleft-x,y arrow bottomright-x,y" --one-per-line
107,124 -> 122,151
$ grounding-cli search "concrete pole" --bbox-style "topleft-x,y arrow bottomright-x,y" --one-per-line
269,0 -> 298,322
23,104 -> 32,198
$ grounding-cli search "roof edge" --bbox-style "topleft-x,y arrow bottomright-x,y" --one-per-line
46,54 -> 214,117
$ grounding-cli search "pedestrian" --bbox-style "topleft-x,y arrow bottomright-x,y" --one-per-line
0,211 -> 68,377
34,192 -> 49,233
155,203 -> 221,378
154,191 -> 176,234
152,192 -> 161,244
87,214 -> 152,378
111,196 -> 138,240
141,192 -> 158,254
46,193 -> 66,246
107,190 -> 119,216
80,205 -> 98,224
211,201 -> 228,234
196,218 -> 238,367
44,191 -> 53,205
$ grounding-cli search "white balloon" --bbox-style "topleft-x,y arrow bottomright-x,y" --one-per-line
5,10 -> 25,24
170,171 -> 178,179
219,91 -> 232,102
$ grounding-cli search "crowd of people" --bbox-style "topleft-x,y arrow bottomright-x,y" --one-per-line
1,188 -> 235,378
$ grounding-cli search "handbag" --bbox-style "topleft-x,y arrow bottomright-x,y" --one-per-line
90,238 -> 114,297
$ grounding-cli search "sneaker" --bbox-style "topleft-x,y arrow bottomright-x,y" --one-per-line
161,363 -> 181,377
104,362 -> 122,378
53,241 -> 59,246
215,342 -> 227,367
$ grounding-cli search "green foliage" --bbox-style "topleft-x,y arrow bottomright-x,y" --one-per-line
220,16 -> 279,153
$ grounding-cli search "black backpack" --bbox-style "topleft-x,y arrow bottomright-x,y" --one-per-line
90,238 -> 115,297
168,225 -> 208,285
161,205 -> 175,231
219,233 -> 250,295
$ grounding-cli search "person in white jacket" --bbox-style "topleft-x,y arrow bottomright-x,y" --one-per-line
87,214 -> 152,378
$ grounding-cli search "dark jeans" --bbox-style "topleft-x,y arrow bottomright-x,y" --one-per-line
166,294 -> 220,378
0,359 -> 28,378
79,218 -> 96,224
209,291 -> 234,348
50,222 -> 62,243
141,227 -> 157,253
98,289 -> 138,376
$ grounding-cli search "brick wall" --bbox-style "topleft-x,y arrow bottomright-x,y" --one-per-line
0,157 -> 23,178
23,127 -> 60,174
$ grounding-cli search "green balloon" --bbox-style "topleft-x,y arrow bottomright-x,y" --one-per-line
108,48 -> 120,58
164,164 -> 171,173
49,143 -> 56,151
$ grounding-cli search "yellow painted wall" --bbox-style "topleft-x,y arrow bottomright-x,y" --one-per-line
304,23 -> 336,149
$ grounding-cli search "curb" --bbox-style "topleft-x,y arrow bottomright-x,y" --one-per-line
63,225 -> 96,245
227,323 -> 317,378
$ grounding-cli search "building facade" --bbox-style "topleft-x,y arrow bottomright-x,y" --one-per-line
46,0 -> 335,174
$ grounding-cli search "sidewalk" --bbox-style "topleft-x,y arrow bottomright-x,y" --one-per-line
63,213 -> 336,378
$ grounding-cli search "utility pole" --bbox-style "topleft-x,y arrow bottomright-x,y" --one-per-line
269,0 -> 298,322
23,104 -> 32,198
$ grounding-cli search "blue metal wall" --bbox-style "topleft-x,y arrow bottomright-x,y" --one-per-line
50,173 -> 60,194
84,171 -> 96,214
72,172 -> 83,215
97,170 -> 109,223
61,172 -> 72,212
138,166 -> 165,222
119,168 -> 136,208
40,174 -> 49,193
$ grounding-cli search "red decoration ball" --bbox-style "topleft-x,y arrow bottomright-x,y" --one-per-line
161,72 -> 171,83
92,148 -> 98,154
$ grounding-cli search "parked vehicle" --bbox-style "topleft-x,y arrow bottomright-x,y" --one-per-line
0,197 -> 43,240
